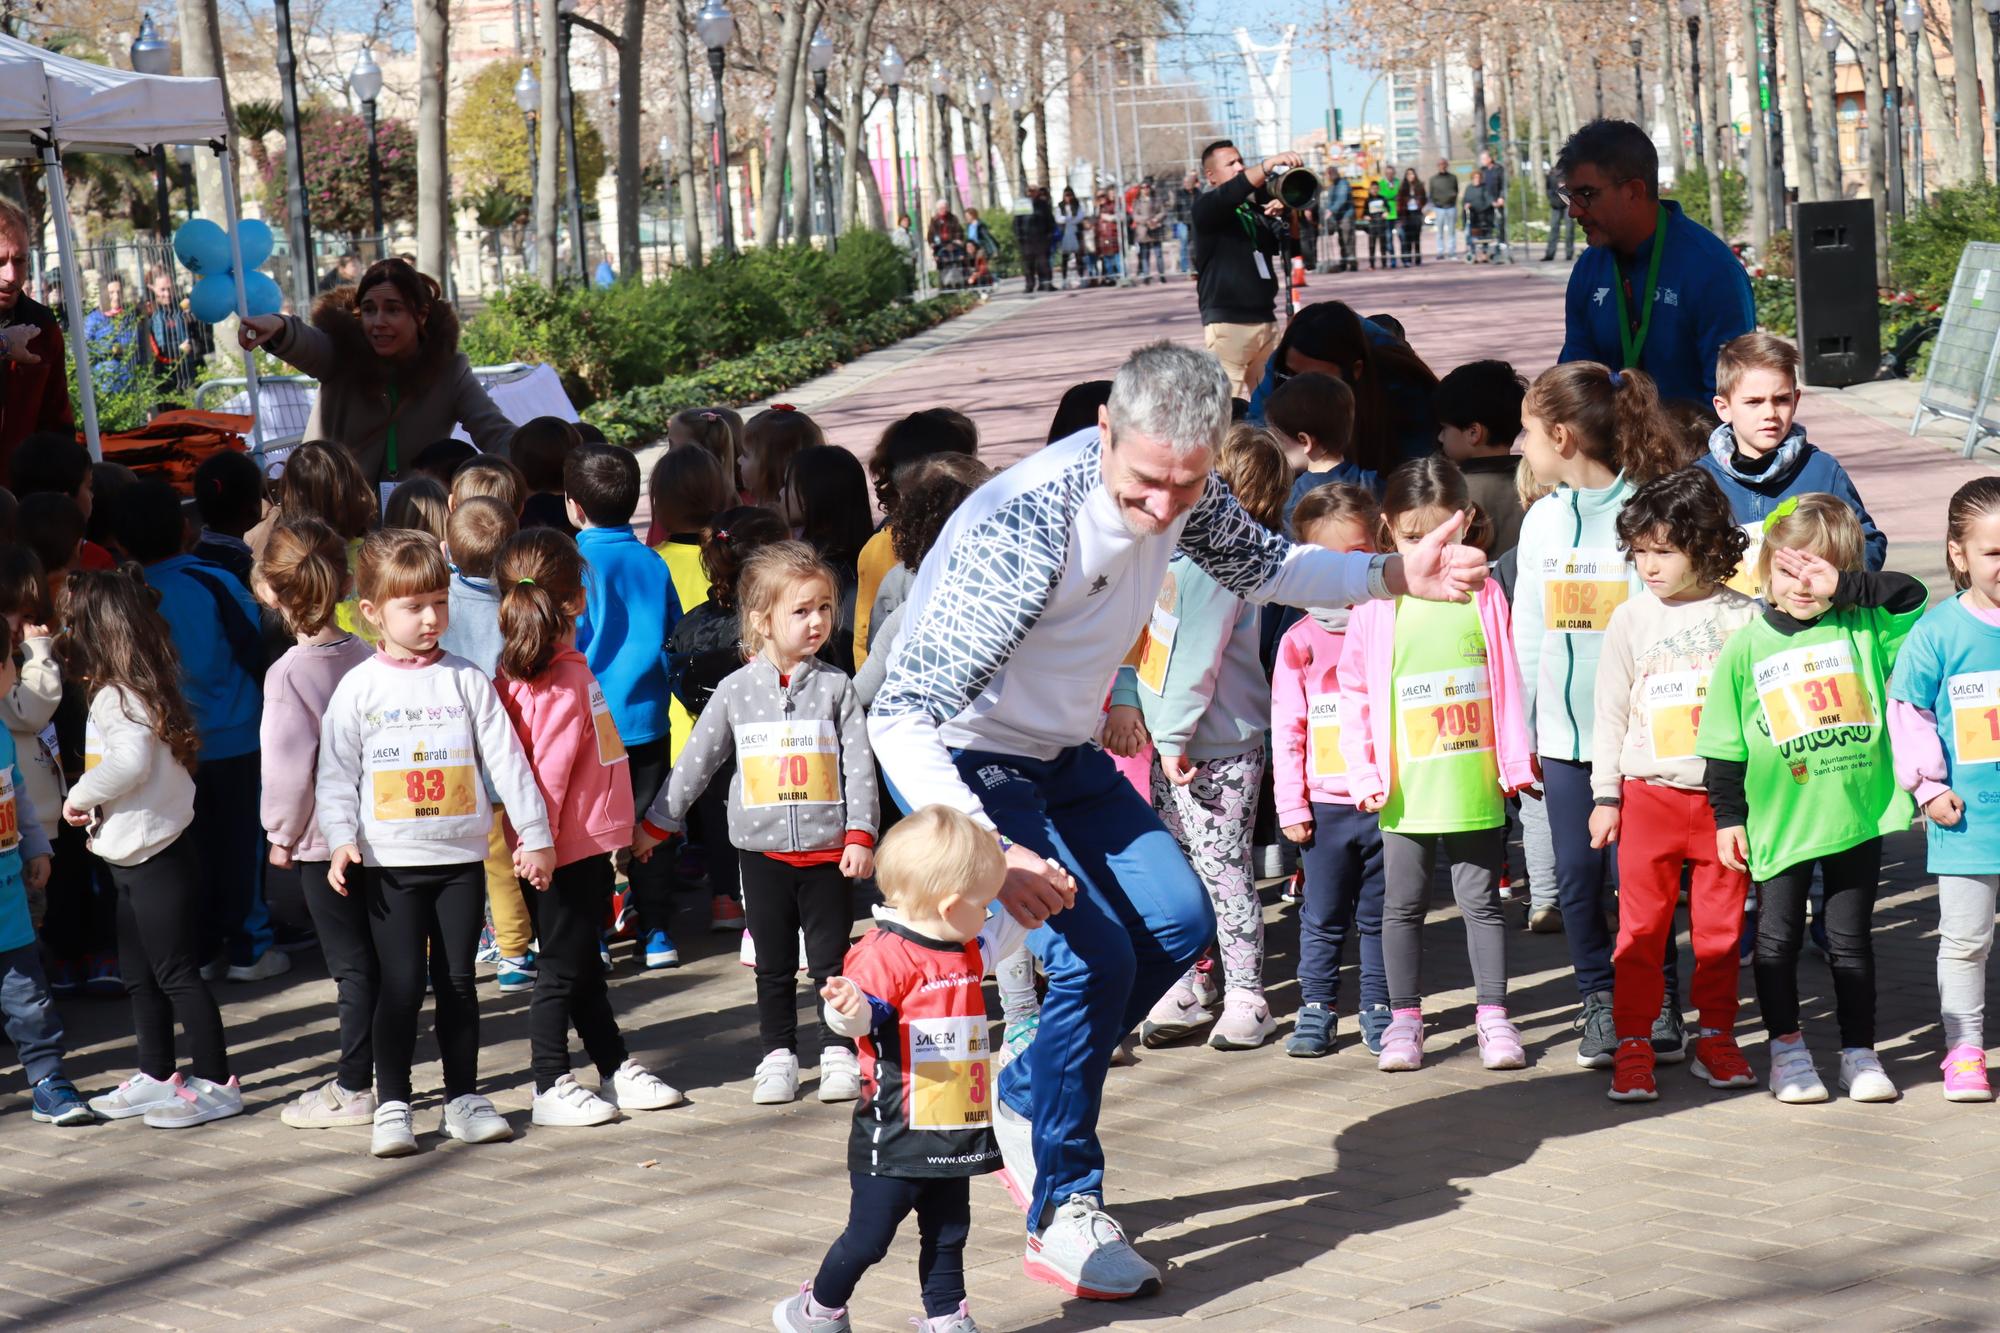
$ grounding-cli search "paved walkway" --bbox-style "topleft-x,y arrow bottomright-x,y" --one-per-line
6,262 -> 1998,1332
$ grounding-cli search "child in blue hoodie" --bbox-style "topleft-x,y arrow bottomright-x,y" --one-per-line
568,444 -> 684,970
1697,332 -> 1886,594
113,480 -> 280,984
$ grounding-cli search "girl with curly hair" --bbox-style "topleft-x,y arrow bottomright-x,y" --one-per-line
1590,467 -> 1760,1103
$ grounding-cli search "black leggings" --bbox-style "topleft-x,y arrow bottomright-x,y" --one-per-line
39,818 -> 111,963
624,736 -> 679,937
692,757 -> 740,906
1754,838 -> 1881,1049
738,852 -> 854,1054
812,1173 -> 971,1317
110,832 -> 230,1083
367,861 -> 483,1105
300,858 -> 378,1093
520,857 -> 629,1092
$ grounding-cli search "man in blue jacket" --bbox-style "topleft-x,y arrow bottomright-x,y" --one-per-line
1555,119 -> 1753,409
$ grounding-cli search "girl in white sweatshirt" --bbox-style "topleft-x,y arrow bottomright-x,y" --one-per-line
316,530 -> 557,1158
62,570 -> 242,1129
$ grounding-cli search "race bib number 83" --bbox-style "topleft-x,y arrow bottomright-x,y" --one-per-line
367,732 -> 479,821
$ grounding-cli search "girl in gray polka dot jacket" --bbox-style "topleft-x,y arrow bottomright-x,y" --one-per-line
633,542 -> 879,1105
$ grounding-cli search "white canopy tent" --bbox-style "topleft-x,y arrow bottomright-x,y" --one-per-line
0,34 -> 264,458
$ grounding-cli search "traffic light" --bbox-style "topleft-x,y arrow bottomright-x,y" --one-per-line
1334,109 -> 1344,139
1487,112 -> 1502,146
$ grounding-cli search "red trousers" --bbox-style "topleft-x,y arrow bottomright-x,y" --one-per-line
1612,779 -> 1750,1040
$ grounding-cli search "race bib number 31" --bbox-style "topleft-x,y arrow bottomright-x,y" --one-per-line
1397,668 -> 1494,762
367,730 -> 479,821
1541,548 -> 1629,634
737,720 -> 841,807
1645,669 -> 1711,762
1309,694 -> 1345,777
1755,641 -> 1873,746
907,1015 -> 992,1130
1949,670 -> 2000,765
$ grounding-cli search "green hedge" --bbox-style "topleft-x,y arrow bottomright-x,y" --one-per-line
1890,181 -> 2000,306
460,231 -> 912,406
583,292 -> 980,447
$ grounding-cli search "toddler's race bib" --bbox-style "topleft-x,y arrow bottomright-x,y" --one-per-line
0,765 -> 20,852
907,1015 -> 993,1130
588,681 -> 627,767
367,724 -> 479,822
1397,668 -> 1494,762
1755,641 -> 1873,746
1540,548 -> 1629,634
1948,670 -> 2000,765
737,719 -> 841,807
1309,693 -> 1345,777
1725,524 -> 1765,598
1136,585 -> 1178,696
1644,669 -> 1711,762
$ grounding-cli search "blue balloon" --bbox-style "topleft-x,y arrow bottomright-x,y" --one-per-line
243,271 -> 283,317
173,218 -> 230,276
189,273 -> 238,324
236,218 -> 274,270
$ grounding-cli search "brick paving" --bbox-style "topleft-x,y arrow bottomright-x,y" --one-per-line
5,262 -> 1999,1331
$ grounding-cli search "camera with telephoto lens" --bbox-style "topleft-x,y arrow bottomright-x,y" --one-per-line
1259,164 -> 1320,209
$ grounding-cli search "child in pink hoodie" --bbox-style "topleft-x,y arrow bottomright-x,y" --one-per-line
1338,457 -> 1536,1074
494,530 -> 685,1128
1271,483 -> 1391,1059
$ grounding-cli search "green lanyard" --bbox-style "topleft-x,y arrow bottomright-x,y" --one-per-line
1234,202 -> 1257,241
385,382 -> 400,478
1612,205 -> 1670,370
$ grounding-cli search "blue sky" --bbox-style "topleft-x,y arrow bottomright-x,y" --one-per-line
1173,0 -> 1386,142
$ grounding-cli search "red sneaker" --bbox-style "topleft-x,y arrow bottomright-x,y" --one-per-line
1607,1039 -> 1658,1102
710,894 -> 746,933
1689,1032 -> 1757,1088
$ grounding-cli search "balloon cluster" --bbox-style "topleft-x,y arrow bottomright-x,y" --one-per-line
172,218 -> 283,324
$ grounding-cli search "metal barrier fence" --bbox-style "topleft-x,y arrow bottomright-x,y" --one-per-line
1909,242 -> 2000,458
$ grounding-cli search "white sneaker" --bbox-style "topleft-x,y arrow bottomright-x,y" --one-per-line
281,1080 -> 377,1128
439,1092 -> 515,1142
605,1058 -> 685,1110
739,929 -> 756,968
752,1049 -> 800,1104
1023,1194 -> 1162,1300
992,1096 -> 1036,1213
1769,1037 -> 1830,1104
226,949 -> 292,982
531,1073 -> 618,1126
371,1099 -> 419,1157
1838,1047 -> 1899,1102
142,1075 -> 243,1128
818,1047 -> 862,1103
89,1071 -> 182,1120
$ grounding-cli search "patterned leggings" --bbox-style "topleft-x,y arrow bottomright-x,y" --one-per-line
1150,746 -> 1266,996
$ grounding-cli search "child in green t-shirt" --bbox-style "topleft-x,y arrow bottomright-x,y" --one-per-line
1695,494 -> 1926,1107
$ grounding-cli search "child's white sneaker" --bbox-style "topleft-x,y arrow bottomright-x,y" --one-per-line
752,1049 -> 800,1104
89,1071 -> 182,1120
531,1073 -> 618,1126
142,1075 -> 243,1128
439,1093 -> 515,1143
1838,1047 -> 1899,1102
818,1047 -> 861,1102
605,1059 -> 685,1110
1769,1036 -> 1829,1104
371,1100 -> 419,1157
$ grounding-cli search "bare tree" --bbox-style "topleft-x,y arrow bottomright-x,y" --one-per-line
536,0 -> 562,281
1950,0 -> 1982,181
1779,0 -> 1817,202
1740,0 -> 1773,246
414,0 -> 450,280
175,0 -> 234,224
618,0 -> 647,274
669,0 -> 703,266
754,0 -> 806,247
1661,0 -> 1687,180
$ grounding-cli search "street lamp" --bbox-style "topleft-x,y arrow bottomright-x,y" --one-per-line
1628,9 -> 1644,122
514,66 -> 541,234
696,0 -> 737,255
557,0 -> 589,279
1884,0 -> 1907,215
804,28 -> 836,244
348,46 -> 386,259
128,14 -> 173,242
1680,0 -> 1704,164
1004,81 -> 1028,193
881,44 -> 907,226
656,132 -> 678,270
974,73 -> 998,209
927,61 -> 951,222
1984,0 -> 2000,184
1903,0 -> 1926,204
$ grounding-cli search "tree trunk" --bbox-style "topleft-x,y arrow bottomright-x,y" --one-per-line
617,0 -> 645,275
1742,0 -> 1775,246
415,0 -> 451,283
836,0 -> 883,231
755,0 -> 806,248
1704,0 -> 1728,233
1979,0 -> 1999,178
790,22 -> 814,244
1030,37 -> 1052,188
1662,0 -> 1688,179
960,104 -> 984,215
1529,43 -> 1548,204
1469,31 -> 1488,158
175,0 -> 233,225
1915,24 -> 1953,187
1808,11 -> 1841,197
1780,0 -> 1817,201
669,0 -> 703,266
1544,11 -> 1581,138
536,0 -> 562,282
1853,3 -> 1890,280
1951,0 -> 1982,181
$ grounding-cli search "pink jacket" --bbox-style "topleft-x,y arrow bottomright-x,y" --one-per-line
498,647 -> 636,866
1272,615 -> 1352,825
1335,580 -> 1536,806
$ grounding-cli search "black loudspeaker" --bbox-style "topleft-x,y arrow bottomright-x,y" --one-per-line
1791,199 -> 1879,389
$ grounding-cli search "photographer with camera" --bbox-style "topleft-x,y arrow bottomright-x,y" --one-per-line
1192,140 -> 1298,397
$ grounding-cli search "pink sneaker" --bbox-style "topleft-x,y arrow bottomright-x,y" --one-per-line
1376,1008 -> 1423,1072
1475,1005 -> 1526,1070
1943,1045 -> 1995,1103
